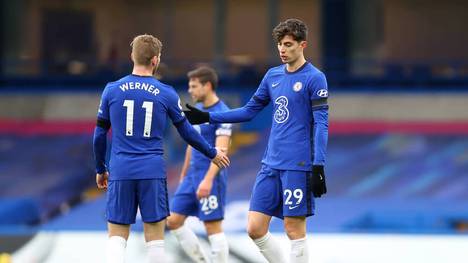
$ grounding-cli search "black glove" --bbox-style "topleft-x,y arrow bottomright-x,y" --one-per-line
183,104 -> 210,124
311,165 -> 327,198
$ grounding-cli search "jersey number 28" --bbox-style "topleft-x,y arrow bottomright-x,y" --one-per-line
123,100 -> 153,137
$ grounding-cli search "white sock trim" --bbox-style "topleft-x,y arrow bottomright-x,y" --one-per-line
253,232 -> 271,248
253,232 -> 287,263
208,232 -> 226,243
290,237 -> 308,262
109,235 -> 127,247
209,232 -> 229,263
146,239 -> 166,263
290,237 -> 307,245
170,225 -> 186,236
146,239 -> 164,248
107,236 -> 127,263
170,225 -> 209,263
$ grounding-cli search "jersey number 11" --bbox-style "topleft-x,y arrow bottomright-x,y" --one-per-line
123,100 -> 153,137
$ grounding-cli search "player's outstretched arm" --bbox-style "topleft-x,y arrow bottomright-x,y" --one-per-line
184,76 -> 270,124
184,96 -> 267,125
183,104 -> 209,124
174,119 -> 230,168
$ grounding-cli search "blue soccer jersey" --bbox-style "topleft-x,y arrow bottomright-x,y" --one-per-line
171,100 -> 231,221
190,101 -> 232,171
94,74 -> 216,180
210,62 -> 329,171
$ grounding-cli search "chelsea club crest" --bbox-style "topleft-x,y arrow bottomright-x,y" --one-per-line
293,82 -> 303,92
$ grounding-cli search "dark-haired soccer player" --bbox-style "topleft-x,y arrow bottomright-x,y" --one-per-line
184,19 -> 328,263
167,66 -> 232,263
93,35 -> 229,263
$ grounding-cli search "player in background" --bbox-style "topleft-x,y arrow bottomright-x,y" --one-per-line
183,19 -> 328,263
167,67 -> 232,263
93,35 -> 230,263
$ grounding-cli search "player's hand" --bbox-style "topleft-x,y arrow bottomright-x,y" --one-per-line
211,148 -> 230,169
96,172 -> 109,189
184,104 -> 210,124
196,178 -> 213,199
311,165 -> 327,197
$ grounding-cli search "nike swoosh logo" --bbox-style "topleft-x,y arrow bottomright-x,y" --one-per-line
288,205 -> 299,210
272,82 -> 280,87
204,210 -> 214,215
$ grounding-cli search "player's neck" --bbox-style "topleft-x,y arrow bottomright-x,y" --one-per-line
202,93 -> 219,108
132,65 -> 154,77
286,56 -> 307,73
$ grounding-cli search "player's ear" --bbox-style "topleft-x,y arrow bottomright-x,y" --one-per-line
154,53 -> 161,66
300,40 -> 307,49
205,81 -> 213,91
151,55 -> 158,67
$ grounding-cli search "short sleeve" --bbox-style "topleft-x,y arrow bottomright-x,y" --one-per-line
216,123 -> 232,136
167,91 -> 186,125
97,85 -> 111,120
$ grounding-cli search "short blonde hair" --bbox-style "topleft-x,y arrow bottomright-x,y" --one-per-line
130,34 -> 163,66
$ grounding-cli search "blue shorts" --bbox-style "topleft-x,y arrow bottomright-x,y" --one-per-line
249,164 -> 314,219
170,168 -> 226,221
106,179 -> 169,225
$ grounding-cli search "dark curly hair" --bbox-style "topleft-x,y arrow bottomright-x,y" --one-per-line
187,66 -> 218,90
272,18 -> 308,43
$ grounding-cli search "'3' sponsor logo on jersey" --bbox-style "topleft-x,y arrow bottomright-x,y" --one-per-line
274,96 -> 289,123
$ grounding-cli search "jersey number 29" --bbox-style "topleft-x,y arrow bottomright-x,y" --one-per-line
123,100 -> 153,137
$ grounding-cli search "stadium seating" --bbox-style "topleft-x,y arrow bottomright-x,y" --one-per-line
0,135 -> 94,227
23,129 -> 468,234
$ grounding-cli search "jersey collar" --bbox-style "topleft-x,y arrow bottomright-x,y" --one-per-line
130,74 -> 154,78
202,100 -> 221,110
284,61 -> 309,75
